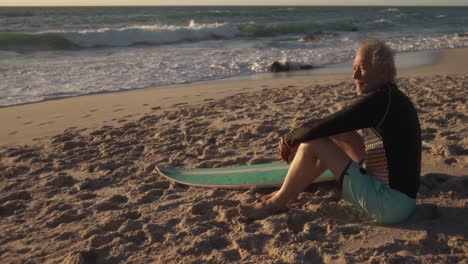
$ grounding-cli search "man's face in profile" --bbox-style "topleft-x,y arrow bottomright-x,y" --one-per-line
352,48 -> 387,95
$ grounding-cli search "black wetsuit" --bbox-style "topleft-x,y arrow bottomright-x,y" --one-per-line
283,82 -> 422,199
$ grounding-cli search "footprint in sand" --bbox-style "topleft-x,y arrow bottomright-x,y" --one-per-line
8,131 -> 18,135
81,114 -> 91,119
90,109 -> 98,112
23,121 -> 33,125
38,121 -> 55,126
93,195 -> 128,211
78,177 -> 112,191
136,181 -> 170,192
190,200 -> 215,216
172,102 -> 188,107
64,127 -> 78,132
137,189 -> 164,204
46,209 -> 85,228
142,104 -> 149,106
0,200 -> 27,217
63,249 -> 99,263
76,192 -> 97,200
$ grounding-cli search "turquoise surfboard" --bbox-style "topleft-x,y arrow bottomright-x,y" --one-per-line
155,163 -> 335,189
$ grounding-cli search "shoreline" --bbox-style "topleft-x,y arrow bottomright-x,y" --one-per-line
0,47 -> 443,109
1,47 -> 467,146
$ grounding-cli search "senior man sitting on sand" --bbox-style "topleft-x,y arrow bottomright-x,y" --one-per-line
239,39 -> 422,224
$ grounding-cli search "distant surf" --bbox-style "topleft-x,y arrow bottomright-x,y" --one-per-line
0,19 -> 367,51
0,21 -> 240,51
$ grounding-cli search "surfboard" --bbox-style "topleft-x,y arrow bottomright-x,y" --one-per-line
155,163 -> 335,189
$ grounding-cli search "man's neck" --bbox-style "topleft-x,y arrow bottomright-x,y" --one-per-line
365,80 -> 393,94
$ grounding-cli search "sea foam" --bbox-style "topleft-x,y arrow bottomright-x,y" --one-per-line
67,20 -> 240,47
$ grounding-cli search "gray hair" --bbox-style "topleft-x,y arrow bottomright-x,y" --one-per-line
359,39 -> 396,79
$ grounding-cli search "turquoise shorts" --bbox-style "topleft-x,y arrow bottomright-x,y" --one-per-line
341,162 -> 416,224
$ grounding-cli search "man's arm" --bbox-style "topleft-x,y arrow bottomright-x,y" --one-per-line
283,90 -> 388,147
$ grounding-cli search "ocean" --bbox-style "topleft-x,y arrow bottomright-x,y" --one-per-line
1,6 -> 467,107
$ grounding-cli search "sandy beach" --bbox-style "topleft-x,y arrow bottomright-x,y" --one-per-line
0,48 -> 467,263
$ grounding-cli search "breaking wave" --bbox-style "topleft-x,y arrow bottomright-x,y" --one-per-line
0,20 -> 240,51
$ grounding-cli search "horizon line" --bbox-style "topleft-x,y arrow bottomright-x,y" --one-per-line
1,5 -> 468,7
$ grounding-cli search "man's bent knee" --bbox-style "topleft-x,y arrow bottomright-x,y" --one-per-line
297,138 -> 351,174
298,138 -> 330,155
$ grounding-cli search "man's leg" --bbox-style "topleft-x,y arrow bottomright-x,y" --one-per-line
330,131 -> 365,164
239,137 -> 352,219
255,158 -> 326,203
256,131 -> 365,202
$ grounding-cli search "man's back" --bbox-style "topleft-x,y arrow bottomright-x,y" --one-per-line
379,86 -> 422,198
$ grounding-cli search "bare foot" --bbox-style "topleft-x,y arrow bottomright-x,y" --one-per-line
255,191 -> 298,204
238,199 -> 288,220
255,191 -> 276,202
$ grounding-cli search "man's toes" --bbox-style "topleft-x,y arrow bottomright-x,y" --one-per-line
255,191 -> 277,202
255,193 -> 270,202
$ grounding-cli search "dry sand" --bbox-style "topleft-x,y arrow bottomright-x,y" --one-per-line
0,48 -> 467,263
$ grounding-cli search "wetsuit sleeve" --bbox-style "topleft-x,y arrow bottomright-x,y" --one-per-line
283,90 -> 388,146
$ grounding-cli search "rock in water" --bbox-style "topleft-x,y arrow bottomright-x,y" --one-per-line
269,61 -> 290,72
268,60 -> 314,72
299,35 -> 320,42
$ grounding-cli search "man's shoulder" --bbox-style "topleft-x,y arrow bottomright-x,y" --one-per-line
388,83 -> 413,103
355,87 -> 387,103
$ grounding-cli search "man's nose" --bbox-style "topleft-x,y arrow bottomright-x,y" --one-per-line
353,69 -> 361,79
